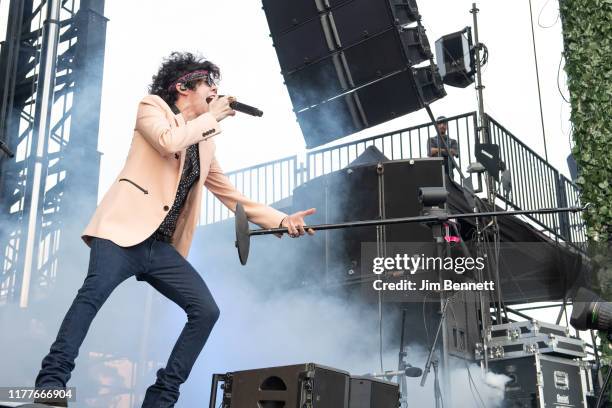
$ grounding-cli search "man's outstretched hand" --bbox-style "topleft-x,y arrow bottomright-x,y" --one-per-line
281,208 -> 316,237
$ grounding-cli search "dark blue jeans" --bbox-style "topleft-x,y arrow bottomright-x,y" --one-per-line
35,236 -> 220,407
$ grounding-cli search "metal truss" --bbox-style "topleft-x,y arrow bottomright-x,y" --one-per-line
0,0 -> 106,307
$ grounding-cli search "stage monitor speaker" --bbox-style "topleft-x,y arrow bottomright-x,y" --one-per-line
349,377 -> 400,408
221,363 -> 350,408
435,27 -> 475,88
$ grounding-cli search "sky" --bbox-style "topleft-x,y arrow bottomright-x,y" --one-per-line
91,0 -> 573,197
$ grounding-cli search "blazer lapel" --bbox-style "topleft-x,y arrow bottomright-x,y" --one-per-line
172,111 -> 187,177
168,103 -> 214,181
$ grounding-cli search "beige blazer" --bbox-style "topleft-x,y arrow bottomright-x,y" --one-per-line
82,95 -> 286,258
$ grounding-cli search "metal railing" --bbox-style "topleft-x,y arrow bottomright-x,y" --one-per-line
201,112 -> 586,245
487,116 -> 586,243
559,174 -> 588,243
202,155 -> 300,225
305,112 -> 479,181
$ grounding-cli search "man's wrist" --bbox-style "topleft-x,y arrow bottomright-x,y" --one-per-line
279,216 -> 287,228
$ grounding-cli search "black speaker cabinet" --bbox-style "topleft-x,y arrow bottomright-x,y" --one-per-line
445,289 -> 489,360
295,94 -> 365,148
291,158 -> 445,286
293,64 -> 445,147
263,0 -> 420,40
328,0 -> 420,25
434,27 -> 475,88
349,376 -> 400,408
262,0 -> 443,148
221,363 -> 350,408
261,0 -> 320,37
285,27 -> 432,112
330,0 -> 419,47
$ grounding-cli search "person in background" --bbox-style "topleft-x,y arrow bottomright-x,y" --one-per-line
427,115 -> 459,179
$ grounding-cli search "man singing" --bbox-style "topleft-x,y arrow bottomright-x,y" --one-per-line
33,52 -> 315,407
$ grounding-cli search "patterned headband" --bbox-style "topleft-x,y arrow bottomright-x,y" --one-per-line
167,70 -> 214,92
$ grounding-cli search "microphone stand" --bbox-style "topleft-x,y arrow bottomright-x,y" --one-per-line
433,360 -> 443,408
420,296 -> 451,396
418,201 -> 452,405
397,309 -> 411,408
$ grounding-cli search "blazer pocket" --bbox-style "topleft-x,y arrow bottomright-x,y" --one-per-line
119,178 -> 149,194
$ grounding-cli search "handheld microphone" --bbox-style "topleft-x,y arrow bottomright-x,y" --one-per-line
208,95 -> 263,117
365,366 -> 423,380
230,100 -> 263,117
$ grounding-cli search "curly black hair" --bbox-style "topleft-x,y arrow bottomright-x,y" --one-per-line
148,52 -> 220,105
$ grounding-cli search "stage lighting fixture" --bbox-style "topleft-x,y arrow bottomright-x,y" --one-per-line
435,27 -> 475,88
418,187 -> 447,207
475,143 -> 501,181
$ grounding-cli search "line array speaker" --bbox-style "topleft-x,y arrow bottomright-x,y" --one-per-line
262,0 -> 445,148
295,65 -> 445,148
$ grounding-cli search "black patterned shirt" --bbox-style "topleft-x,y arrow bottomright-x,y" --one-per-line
152,105 -> 200,242
153,144 -> 200,242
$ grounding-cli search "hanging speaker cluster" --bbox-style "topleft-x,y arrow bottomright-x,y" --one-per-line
262,0 -> 446,148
